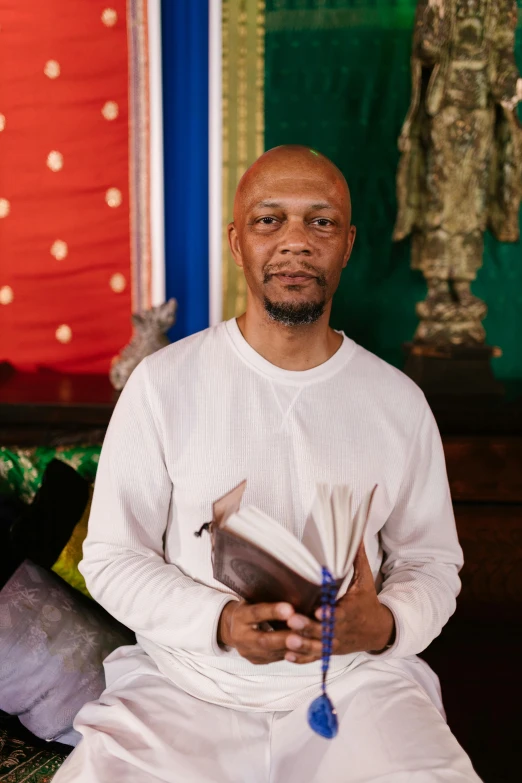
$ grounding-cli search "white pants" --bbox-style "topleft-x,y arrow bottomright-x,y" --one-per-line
53,647 -> 481,783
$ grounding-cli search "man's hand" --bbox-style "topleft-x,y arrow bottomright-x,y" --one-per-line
218,600 -> 323,665
285,542 -> 395,663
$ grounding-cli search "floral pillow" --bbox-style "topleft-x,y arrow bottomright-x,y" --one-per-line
0,561 -> 134,746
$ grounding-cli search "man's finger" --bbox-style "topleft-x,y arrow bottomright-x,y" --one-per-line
285,633 -> 322,657
286,614 -> 322,639
284,651 -> 322,665
248,629 -> 291,653
239,602 -> 294,626
313,542 -> 373,622
314,599 -> 349,622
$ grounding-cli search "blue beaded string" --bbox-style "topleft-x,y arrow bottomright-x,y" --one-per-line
320,567 -> 337,694
307,567 -> 339,739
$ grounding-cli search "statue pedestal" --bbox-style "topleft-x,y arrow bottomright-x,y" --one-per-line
403,343 -> 504,399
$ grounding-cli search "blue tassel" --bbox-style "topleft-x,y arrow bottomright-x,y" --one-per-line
307,693 -> 338,739
307,567 -> 339,739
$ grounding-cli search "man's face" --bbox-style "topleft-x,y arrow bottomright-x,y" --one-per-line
229,164 -> 356,326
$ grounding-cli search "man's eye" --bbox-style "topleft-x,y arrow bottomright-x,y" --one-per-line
258,216 -> 277,224
313,218 -> 333,227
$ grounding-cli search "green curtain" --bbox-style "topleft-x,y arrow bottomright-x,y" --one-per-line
265,0 -> 522,380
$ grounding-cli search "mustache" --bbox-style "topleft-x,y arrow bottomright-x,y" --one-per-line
263,264 -> 327,288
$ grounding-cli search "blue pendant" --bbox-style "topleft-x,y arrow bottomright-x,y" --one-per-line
307,694 -> 339,739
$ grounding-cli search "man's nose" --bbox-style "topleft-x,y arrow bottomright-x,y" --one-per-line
279,221 -> 312,255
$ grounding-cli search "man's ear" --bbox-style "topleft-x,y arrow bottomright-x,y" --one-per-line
227,222 -> 244,269
343,225 -> 357,268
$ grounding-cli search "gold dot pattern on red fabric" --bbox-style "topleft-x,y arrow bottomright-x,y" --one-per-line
105,187 -> 122,207
44,60 -> 61,79
0,286 -> 14,305
56,324 -> 72,344
110,273 -> 126,293
102,100 -> 119,120
50,240 -> 68,260
3,4 -> 133,374
101,9 -> 118,27
47,151 -> 64,172
0,115 -> 5,132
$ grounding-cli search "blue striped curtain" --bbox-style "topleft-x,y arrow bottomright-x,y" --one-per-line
161,0 -> 209,341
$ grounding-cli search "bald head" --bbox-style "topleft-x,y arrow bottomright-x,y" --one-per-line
234,145 -> 351,224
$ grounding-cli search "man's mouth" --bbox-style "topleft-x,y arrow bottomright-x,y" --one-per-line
273,273 -> 316,283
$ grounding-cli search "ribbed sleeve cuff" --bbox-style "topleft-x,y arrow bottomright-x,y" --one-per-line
364,594 -> 403,659
209,595 -> 240,657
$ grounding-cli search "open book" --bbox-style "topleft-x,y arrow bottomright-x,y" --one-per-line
207,482 -> 378,617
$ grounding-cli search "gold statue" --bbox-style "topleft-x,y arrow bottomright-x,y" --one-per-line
394,0 -> 522,347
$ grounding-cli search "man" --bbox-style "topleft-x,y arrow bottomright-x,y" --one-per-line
54,146 -> 481,782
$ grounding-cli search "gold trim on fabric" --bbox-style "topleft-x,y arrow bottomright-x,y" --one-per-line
127,0 -> 152,312
222,0 -> 265,320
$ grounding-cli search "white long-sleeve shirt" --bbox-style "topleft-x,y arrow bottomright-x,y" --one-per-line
80,317 -> 463,710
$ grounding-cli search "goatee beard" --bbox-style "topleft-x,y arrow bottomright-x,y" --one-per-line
263,297 -> 325,326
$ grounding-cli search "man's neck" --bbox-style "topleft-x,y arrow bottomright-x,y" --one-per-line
235,311 -> 343,372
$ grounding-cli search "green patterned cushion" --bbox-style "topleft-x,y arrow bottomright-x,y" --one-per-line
0,447 -> 101,595
0,447 -> 101,505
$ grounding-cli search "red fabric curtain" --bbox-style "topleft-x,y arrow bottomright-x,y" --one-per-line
0,2 -> 136,373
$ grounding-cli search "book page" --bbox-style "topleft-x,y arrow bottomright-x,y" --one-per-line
226,506 -> 322,583
301,483 -> 378,584
341,484 -> 378,575
213,480 -> 247,526
332,484 -> 352,576
335,484 -> 378,597
301,485 -> 333,572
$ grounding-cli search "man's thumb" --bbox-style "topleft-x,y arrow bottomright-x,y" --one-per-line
352,540 -> 373,587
